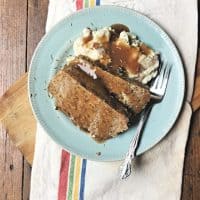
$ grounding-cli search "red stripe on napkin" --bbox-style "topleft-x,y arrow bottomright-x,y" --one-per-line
76,0 -> 83,10
58,150 -> 70,200
58,3 -> 84,199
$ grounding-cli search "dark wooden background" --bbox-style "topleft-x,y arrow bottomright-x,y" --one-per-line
0,0 -> 199,199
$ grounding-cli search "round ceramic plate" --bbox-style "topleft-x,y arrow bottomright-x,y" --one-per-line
29,6 -> 185,161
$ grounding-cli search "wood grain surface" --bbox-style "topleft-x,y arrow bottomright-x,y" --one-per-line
0,0 -> 199,199
182,51 -> 200,200
0,1 -> 27,200
0,0 -> 48,200
0,74 -> 36,164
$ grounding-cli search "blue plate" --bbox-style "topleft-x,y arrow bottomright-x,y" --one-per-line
28,6 -> 185,161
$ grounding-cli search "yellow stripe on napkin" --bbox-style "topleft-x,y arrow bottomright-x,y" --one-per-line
89,0 -> 95,7
72,157 -> 82,200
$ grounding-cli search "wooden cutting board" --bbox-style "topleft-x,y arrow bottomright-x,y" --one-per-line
0,73 -> 200,165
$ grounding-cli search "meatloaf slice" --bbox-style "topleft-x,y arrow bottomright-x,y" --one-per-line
67,56 -> 151,114
48,70 -> 128,142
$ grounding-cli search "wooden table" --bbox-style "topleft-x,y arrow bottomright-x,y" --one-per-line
0,1 -> 199,199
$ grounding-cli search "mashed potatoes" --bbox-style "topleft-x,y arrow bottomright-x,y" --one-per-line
73,27 -> 111,64
70,26 -> 159,84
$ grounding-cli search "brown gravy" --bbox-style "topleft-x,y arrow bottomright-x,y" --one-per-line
82,24 -> 146,75
111,24 -> 130,34
109,41 -> 140,75
140,43 -> 151,55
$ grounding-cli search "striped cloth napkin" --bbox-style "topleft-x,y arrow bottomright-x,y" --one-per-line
30,0 -> 198,199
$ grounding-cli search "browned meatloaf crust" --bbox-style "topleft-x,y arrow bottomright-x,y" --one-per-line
48,70 -> 129,142
67,56 -> 151,114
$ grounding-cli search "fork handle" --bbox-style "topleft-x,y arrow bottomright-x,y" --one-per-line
129,105 -> 152,158
120,105 -> 152,179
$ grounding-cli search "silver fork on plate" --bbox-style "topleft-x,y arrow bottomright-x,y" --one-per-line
119,63 -> 171,180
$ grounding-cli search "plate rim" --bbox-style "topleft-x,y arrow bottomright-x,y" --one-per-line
28,5 -> 185,161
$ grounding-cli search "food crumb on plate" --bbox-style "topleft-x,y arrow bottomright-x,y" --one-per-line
96,152 -> 101,156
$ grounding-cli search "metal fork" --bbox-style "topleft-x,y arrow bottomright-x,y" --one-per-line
119,63 -> 171,180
